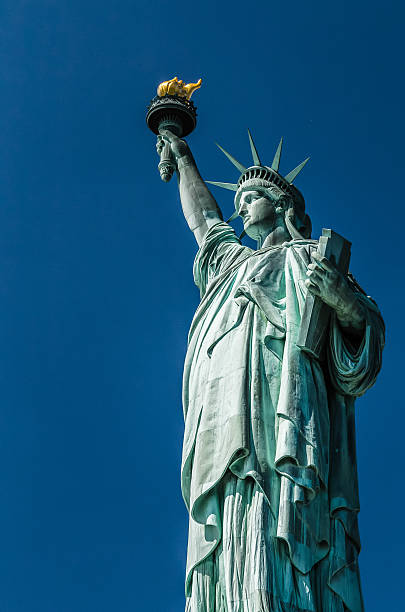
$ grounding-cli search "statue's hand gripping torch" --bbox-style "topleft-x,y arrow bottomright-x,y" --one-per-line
146,77 -> 202,182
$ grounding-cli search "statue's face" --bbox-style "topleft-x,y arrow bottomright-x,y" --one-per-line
238,190 -> 276,240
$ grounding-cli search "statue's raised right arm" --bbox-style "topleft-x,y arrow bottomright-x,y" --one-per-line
157,129 -> 223,245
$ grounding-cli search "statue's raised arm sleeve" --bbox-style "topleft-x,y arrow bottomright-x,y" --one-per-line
327,293 -> 385,396
193,222 -> 251,297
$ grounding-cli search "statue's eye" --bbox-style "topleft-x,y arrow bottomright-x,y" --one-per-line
246,193 -> 258,203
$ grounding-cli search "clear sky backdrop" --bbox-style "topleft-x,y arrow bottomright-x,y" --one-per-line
0,1 -> 403,611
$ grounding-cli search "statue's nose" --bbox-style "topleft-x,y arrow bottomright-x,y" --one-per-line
239,202 -> 248,217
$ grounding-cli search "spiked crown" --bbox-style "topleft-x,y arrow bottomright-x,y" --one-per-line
207,130 -> 310,223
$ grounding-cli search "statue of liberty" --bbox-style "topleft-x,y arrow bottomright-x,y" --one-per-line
152,87 -> 385,611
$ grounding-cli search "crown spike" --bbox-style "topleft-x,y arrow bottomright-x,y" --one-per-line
206,181 -> 239,192
247,129 -> 261,166
271,138 -> 283,172
215,143 -> 246,174
284,157 -> 310,184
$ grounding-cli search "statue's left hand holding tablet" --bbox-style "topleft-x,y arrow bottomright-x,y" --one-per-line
305,251 -> 365,334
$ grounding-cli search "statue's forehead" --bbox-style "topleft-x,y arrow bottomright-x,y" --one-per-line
235,187 -> 272,214
238,187 -> 268,199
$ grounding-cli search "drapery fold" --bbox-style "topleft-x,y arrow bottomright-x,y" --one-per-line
182,222 -> 384,611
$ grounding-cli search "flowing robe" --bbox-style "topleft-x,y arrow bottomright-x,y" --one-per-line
182,223 -> 384,611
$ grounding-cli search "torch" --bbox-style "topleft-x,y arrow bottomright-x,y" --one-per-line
146,77 -> 202,182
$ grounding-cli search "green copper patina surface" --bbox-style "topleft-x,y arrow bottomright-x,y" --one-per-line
155,128 -> 385,612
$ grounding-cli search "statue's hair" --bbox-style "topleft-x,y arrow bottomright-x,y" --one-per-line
282,184 -> 312,239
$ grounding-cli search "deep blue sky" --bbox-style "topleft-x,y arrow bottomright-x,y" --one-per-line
0,1 -> 403,610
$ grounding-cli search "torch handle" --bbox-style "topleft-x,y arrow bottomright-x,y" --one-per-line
158,141 -> 176,183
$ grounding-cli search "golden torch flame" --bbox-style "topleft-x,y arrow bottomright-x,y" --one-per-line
157,77 -> 202,100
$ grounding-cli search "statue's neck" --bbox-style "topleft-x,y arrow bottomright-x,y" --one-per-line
258,217 -> 291,249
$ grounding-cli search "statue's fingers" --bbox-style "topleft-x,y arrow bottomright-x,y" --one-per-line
310,252 -> 327,270
312,252 -> 335,271
319,256 -> 336,271
305,278 -> 321,295
158,129 -> 170,142
158,128 -> 178,142
308,262 -> 326,274
306,269 -> 324,284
